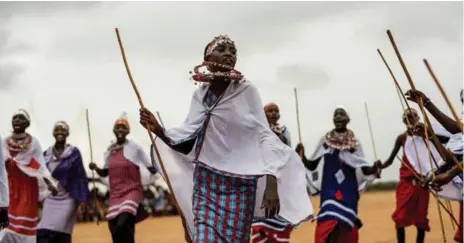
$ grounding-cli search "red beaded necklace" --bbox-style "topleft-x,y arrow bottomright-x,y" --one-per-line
7,133 -> 32,153
190,61 -> 244,84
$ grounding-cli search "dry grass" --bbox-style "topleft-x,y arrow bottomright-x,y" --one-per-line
73,191 -> 461,243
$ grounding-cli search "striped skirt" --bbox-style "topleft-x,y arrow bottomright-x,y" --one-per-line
192,163 -> 257,243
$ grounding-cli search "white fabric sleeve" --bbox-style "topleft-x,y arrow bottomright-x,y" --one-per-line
244,83 -> 290,177
137,144 -> 153,168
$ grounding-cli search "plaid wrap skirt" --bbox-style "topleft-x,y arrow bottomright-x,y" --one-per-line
192,163 -> 257,243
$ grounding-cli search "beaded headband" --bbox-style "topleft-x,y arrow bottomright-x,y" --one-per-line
204,35 -> 235,58
190,35 -> 244,84
402,108 -> 419,125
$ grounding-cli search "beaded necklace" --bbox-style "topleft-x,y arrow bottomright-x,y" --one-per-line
190,61 -> 244,84
7,133 -> 32,153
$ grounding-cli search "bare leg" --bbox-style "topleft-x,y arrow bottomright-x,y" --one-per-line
416,227 -> 425,243
396,227 -> 405,243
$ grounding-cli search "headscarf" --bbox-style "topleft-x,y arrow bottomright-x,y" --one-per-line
114,112 -> 130,130
13,109 -> 31,122
54,121 -> 69,131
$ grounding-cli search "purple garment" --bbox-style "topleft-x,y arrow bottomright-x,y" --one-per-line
44,146 -> 89,203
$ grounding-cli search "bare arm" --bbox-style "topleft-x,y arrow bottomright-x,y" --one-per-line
381,134 -> 406,169
301,155 -> 322,171
405,90 -> 460,134
424,101 -> 461,134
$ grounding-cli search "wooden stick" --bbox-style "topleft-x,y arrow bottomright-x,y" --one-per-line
114,28 -> 182,219
378,48 -> 425,174
294,87 -> 302,144
386,29 -> 448,241
156,111 -> 165,127
364,102 -> 378,160
85,109 -> 99,226
293,87 -> 304,158
395,156 -> 459,225
378,47 -> 458,228
423,59 -> 463,132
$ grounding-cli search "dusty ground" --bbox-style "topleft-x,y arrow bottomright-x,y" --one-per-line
73,191 -> 461,243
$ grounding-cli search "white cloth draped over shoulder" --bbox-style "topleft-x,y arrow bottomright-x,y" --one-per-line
1,136 -> 57,201
436,132 -> 463,201
0,136 -> 8,208
306,136 -> 377,192
403,135 -> 441,176
101,139 -> 160,188
151,81 -> 313,235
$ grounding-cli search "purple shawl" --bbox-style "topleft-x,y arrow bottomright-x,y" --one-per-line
44,146 -> 89,203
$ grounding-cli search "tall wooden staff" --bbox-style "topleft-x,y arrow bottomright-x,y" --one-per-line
114,28 -> 182,220
293,87 -> 303,157
364,102 -> 378,160
385,29 -> 451,241
423,59 -> 463,133
85,109 -> 100,225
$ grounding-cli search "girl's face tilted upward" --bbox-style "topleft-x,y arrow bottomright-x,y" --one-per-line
206,42 -> 237,71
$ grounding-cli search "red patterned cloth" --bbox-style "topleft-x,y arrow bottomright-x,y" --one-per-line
106,149 -> 143,220
315,219 -> 358,243
392,153 -> 430,231
6,153 -> 39,236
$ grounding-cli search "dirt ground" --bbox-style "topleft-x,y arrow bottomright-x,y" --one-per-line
73,191 -> 461,243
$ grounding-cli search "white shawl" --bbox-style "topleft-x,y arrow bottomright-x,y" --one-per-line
102,139 -> 159,187
1,136 -> 58,201
0,136 -> 8,207
307,136 -> 377,192
404,135 -> 441,176
404,134 -> 462,201
151,81 -> 313,236
436,133 -> 463,201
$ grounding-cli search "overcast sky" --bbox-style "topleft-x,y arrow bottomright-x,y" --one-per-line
0,1 -> 462,181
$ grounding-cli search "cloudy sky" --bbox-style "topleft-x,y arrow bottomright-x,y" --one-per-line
0,1 -> 462,181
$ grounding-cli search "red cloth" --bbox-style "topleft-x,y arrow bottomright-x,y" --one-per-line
399,152 -> 417,180
6,156 -> 39,236
106,149 -> 143,220
315,220 -> 358,243
455,202 -> 463,243
392,179 -> 430,231
251,224 -> 291,243
392,153 -> 430,231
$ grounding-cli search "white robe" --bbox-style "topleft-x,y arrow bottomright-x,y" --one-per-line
0,136 -> 8,208
151,81 -> 313,237
0,136 -> 58,243
306,136 -> 377,193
